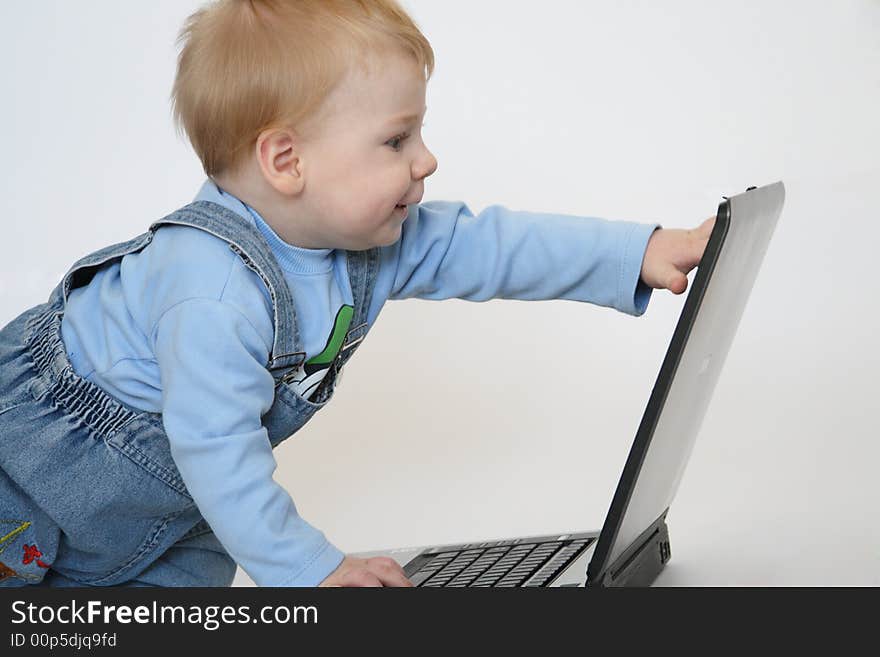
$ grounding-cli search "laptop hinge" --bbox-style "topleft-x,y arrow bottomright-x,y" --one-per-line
587,511 -> 672,587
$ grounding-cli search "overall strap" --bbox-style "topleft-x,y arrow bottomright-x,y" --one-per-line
342,243 -> 379,350
55,198 -> 380,380
148,200 -> 305,374
59,232 -> 155,308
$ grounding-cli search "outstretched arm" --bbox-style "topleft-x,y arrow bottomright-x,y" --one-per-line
373,201 -> 663,317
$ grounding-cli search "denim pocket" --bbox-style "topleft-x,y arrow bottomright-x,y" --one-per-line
66,414 -> 196,585
105,412 -> 191,499
0,395 -> 29,418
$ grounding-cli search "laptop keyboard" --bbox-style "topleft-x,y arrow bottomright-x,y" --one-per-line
409,537 -> 594,587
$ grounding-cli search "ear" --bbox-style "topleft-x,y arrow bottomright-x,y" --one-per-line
254,127 -> 305,196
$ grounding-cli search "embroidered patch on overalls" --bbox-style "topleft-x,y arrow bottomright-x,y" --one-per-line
0,520 -> 46,583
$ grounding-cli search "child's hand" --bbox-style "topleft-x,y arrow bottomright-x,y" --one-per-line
318,555 -> 414,587
640,216 -> 716,295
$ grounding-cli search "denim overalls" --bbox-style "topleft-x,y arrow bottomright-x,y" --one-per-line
0,200 -> 378,587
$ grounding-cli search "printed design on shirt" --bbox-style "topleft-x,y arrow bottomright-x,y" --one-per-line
286,305 -> 353,400
0,520 -> 46,583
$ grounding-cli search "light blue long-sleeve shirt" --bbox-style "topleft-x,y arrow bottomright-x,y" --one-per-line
60,179 -> 660,585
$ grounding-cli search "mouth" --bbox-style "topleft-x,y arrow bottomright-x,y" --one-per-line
395,195 -> 422,212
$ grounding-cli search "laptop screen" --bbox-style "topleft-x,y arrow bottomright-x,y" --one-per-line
587,182 -> 785,581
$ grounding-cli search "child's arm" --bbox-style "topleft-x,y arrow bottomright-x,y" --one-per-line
373,201 -> 662,317
152,298 -> 348,586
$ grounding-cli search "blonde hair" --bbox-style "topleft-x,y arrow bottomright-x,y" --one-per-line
171,0 -> 434,177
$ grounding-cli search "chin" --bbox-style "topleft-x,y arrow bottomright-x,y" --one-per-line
365,223 -> 402,249
385,224 -> 405,245
371,234 -> 401,249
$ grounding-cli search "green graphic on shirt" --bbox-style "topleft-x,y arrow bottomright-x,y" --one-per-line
305,305 -> 353,366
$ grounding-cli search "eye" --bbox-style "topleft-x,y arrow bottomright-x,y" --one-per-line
386,122 -> 427,151
386,132 -> 410,151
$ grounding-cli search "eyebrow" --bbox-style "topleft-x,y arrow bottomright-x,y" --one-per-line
386,106 -> 428,127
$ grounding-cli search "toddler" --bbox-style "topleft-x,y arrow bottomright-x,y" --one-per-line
0,0 -> 713,587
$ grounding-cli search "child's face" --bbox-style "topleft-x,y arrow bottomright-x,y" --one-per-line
288,49 -> 437,250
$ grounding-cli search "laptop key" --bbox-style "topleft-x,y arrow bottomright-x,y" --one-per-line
523,579 -> 547,587
409,570 -> 437,587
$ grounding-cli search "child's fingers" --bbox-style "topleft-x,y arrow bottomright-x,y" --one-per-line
661,265 -> 689,295
693,216 -> 716,262
339,569 -> 384,587
687,217 -> 714,243
365,557 -> 414,587
699,215 -> 716,237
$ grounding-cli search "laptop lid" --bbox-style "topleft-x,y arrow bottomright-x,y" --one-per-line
586,181 -> 785,585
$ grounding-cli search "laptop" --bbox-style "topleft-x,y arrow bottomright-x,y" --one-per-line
353,181 -> 786,587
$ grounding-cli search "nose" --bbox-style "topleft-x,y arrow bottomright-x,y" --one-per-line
412,143 -> 438,181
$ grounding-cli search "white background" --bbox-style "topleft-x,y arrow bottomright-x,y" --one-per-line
1,1 -> 877,586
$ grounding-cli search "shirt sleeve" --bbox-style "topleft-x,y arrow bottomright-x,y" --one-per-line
378,201 -> 660,316
152,298 -> 345,586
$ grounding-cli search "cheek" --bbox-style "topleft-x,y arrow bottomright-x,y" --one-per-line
321,158 -> 402,220
356,175 -> 398,212
319,178 -> 369,217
